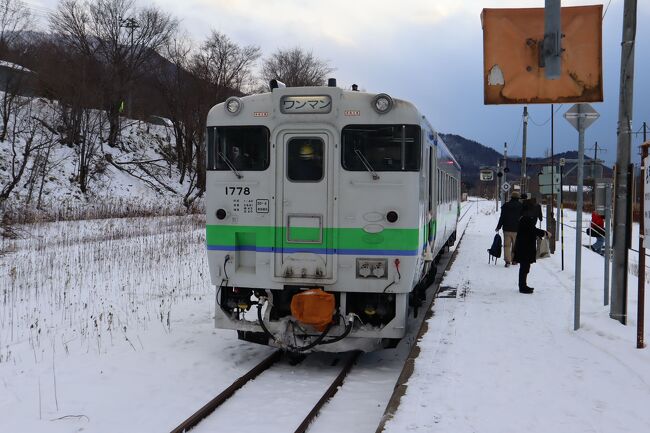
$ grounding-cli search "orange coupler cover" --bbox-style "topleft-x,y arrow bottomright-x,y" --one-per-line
290,289 -> 335,331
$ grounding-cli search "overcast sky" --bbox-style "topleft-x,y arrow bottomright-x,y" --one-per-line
29,0 -> 650,165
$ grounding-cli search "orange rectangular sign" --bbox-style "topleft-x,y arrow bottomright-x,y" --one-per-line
482,5 -> 603,105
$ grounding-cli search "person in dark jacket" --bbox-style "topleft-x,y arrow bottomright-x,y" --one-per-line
514,202 -> 552,294
496,191 -> 523,267
522,196 -> 543,222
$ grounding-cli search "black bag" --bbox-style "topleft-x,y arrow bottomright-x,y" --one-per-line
488,233 -> 502,264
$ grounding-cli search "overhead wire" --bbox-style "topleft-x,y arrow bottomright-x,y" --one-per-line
528,104 -> 564,127
602,0 -> 613,20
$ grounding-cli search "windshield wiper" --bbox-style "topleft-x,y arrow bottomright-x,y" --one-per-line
354,149 -> 379,180
217,152 -> 243,179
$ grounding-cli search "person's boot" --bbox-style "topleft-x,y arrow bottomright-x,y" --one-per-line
519,286 -> 533,294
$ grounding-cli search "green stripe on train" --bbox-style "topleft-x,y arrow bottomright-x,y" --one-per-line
206,225 -> 422,250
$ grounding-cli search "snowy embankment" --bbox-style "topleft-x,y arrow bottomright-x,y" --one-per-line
385,199 -> 650,433
0,96 -> 198,221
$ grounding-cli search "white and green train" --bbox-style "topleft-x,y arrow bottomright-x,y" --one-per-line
206,79 -> 460,352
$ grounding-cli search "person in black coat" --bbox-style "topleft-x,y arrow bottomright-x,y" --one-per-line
495,192 -> 523,267
514,203 -> 552,294
522,196 -> 543,222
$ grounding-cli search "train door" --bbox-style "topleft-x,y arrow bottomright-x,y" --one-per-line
274,131 -> 333,280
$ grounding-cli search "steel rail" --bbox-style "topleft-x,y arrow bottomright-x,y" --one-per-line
293,350 -> 362,433
169,349 -> 282,433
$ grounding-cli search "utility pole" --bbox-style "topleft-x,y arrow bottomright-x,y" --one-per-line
120,17 -> 140,118
549,103 -> 557,252
522,106 -> 529,193
638,141 -> 648,349
586,142 -> 607,203
611,0 -> 638,325
551,104 -> 555,197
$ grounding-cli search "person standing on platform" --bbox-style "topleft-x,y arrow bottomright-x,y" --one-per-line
523,196 -> 543,222
495,191 -> 523,267
514,202 -> 552,294
590,211 -> 605,254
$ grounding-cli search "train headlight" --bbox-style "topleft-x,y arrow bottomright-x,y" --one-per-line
225,97 -> 243,115
372,93 -> 393,114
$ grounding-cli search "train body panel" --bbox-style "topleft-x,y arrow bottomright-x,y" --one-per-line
206,85 -> 460,352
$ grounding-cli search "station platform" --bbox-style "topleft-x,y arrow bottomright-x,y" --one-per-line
384,199 -> 650,433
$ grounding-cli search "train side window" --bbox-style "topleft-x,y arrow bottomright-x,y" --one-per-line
428,148 -> 433,212
445,174 -> 449,202
445,174 -> 451,202
342,125 -> 420,172
445,173 -> 449,202
207,126 -> 270,171
287,138 -> 324,182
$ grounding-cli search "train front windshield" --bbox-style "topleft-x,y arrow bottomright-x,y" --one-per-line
207,126 -> 270,171
341,125 -> 420,171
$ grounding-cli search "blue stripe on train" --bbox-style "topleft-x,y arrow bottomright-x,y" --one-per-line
206,245 -> 419,256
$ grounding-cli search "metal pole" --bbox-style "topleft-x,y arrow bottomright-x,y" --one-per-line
638,143 -> 647,348
604,183 -> 611,305
522,106 -> 529,193
575,105 -> 585,331
550,103 -> 557,252
611,0 -> 637,325
543,0 -> 562,79
496,161 -> 500,211
551,104 -> 555,206
559,165 -> 564,270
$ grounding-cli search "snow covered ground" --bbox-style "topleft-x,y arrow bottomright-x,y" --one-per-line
1,200 -> 648,433
385,199 -> 650,433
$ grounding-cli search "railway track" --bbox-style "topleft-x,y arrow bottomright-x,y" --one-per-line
169,350 -> 361,433
171,208 -> 474,433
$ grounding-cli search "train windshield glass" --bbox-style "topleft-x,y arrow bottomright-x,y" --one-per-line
341,125 -> 420,172
207,126 -> 270,171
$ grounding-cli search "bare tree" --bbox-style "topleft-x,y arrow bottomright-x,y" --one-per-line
155,34 -> 195,183
50,0 -> 178,148
0,98 -> 53,203
261,47 -> 334,87
0,64 -> 28,141
153,31 -> 260,208
192,31 -> 260,98
76,108 -> 107,193
0,0 -> 32,56
0,0 -> 33,141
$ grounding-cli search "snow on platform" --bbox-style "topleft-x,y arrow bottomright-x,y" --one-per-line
384,199 -> 650,433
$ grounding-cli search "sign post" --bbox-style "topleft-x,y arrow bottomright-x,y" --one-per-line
564,103 -> 600,331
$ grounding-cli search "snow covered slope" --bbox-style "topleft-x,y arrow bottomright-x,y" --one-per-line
0,96 -> 198,220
